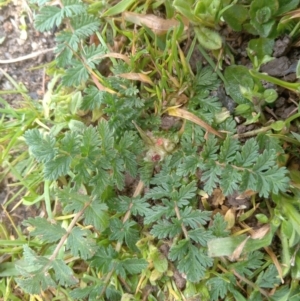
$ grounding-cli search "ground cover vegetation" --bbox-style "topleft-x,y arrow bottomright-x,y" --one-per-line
1,0 -> 300,300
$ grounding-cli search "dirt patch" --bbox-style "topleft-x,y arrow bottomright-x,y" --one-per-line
0,1 -> 55,235
0,0 -> 55,104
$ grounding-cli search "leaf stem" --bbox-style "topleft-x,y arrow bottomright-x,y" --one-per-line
174,202 -> 189,239
99,180 -> 144,297
46,200 -> 92,266
44,180 -> 53,219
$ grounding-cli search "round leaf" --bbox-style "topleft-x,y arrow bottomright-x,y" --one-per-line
264,89 -> 278,103
194,27 -> 222,50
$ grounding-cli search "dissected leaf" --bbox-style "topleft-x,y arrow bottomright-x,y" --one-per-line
24,217 -> 66,243
67,227 -> 98,260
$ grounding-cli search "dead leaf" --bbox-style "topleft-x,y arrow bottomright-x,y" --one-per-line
250,224 -> 270,240
93,52 -> 130,64
118,73 -> 154,85
123,12 -> 189,35
236,190 -> 257,199
91,73 -> 116,94
228,236 -> 250,261
165,107 -> 223,138
211,188 -> 225,206
224,208 -> 236,230
265,246 -> 284,283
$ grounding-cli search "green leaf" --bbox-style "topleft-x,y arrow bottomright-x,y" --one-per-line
277,0 -> 300,15
229,251 -> 264,277
201,161 -> 222,195
102,0 -> 136,17
255,265 -> 281,288
201,135 -> 219,161
111,157 -> 125,190
55,31 -> 78,66
177,243 -> 213,282
169,239 -> 190,261
253,149 -> 276,172
62,61 -> 89,86
84,202 -> 109,232
247,38 -> 274,67
145,186 -> 170,200
98,120 -> 114,150
150,219 -> 182,239
24,217 -> 66,243
207,276 -> 232,301
220,165 -> 241,196
62,0 -> 86,16
151,249 -> 168,273
194,27 -> 222,50
222,4 -> 248,31
180,207 -> 211,228
224,65 -> 254,104
81,125 -> 101,156
210,213 -> 229,237
60,131 -> 80,157
144,205 -> 167,225
20,245 -> 49,272
117,131 -> 140,177
90,169 -> 111,198
194,66 -> 221,91
71,14 -> 100,39
195,0 -> 220,26
219,136 -> 240,163
109,219 -> 139,250
188,228 -> 214,246
235,138 -> 259,167
90,245 -> 118,273
177,155 -> 199,176
15,246 -> 55,294
256,166 -> 289,197
121,258 -> 148,275
24,129 -> 57,163
176,181 -> 197,205
35,6 -> 63,32
81,86 -> 108,110
67,227 -> 98,260
52,259 -> 78,286
139,161 -> 154,184
128,196 -> 152,216
16,271 -> 56,295
56,187 -> 89,213
44,155 -> 71,180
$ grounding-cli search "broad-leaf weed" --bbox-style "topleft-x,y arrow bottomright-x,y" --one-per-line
1,0 -> 300,300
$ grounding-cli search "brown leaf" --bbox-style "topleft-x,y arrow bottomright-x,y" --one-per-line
93,53 -> 130,64
211,188 -> 225,206
224,208 -> 236,230
228,236 -> 250,261
250,224 -> 270,240
165,107 -> 223,138
123,12 -> 189,35
118,72 -> 153,85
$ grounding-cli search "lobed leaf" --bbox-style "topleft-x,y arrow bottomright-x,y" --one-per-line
24,129 -> 57,163
35,6 -> 63,32
52,259 -> 78,286
84,202 -> 109,232
150,219 -> 182,239
67,227 -> 98,260
176,243 -> 213,282
44,155 -> 72,180
121,258 -> 148,275
24,217 -> 66,243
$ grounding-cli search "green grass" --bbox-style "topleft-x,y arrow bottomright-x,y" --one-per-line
1,0 -> 300,300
